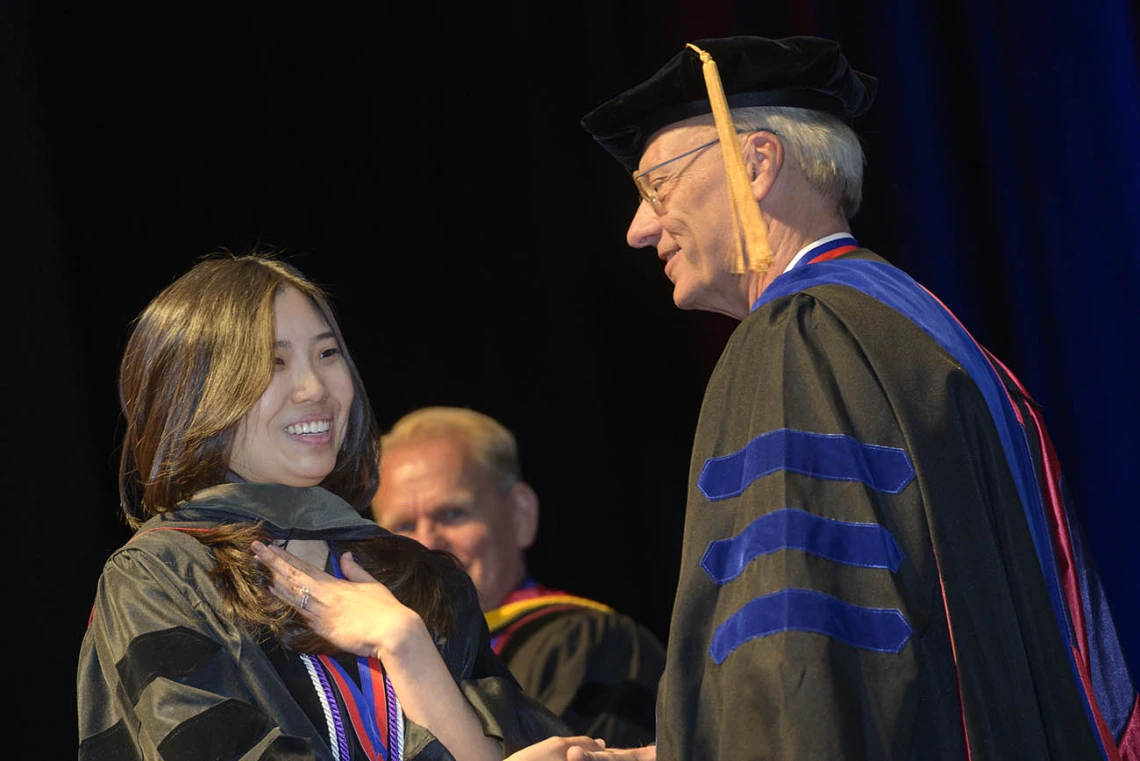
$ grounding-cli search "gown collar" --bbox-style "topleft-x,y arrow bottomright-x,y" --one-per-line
138,482 -> 382,540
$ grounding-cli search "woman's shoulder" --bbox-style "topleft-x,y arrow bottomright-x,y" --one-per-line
88,519 -> 240,642
103,520 -> 219,587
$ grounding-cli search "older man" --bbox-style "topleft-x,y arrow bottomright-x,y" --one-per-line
580,35 -> 1137,760
371,406 -> 664,751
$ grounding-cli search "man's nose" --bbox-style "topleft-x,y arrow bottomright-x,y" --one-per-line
414,524 -> 450,552
626,201 -> 662,250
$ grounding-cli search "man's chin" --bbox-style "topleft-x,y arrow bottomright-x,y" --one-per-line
671,284 -> 701,311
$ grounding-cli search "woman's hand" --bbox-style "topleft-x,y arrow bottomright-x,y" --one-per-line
505,737 -> 656,761
251,540 -> 501,761
565,745 -> 655,761
251,541 -> 426,660
505,737 -> 604,761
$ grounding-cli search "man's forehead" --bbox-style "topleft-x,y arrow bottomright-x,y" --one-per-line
639,118 -> 718,171
377,436 -> 501,501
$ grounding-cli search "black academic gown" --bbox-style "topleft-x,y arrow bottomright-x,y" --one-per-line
486,581 -> 665,749
78,483 -> 568,760
655,250 -> 1138,761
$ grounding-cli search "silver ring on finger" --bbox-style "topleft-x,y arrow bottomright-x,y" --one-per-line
299,586 -> 311,611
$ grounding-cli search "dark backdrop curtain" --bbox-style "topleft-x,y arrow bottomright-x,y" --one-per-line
5,1 -> 1136,757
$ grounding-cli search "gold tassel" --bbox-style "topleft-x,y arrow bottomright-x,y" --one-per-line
686,43 -> 774,275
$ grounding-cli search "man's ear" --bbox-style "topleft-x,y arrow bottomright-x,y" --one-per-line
743,129 -> 784,201
508,481 -> 539,550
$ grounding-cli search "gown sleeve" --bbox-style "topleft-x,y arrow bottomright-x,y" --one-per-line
78,539 -> 326,760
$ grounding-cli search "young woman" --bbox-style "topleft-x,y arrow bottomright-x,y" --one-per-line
77,254 -> 652,761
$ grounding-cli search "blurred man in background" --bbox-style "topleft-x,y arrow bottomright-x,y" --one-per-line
372,406 -> 664,750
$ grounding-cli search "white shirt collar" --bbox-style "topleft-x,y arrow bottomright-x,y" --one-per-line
782,232 -> 857,274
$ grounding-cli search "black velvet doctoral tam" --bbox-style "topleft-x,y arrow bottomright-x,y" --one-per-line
581,35 -> 878,172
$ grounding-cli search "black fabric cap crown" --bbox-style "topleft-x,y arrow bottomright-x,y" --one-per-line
581,36 -> 878,172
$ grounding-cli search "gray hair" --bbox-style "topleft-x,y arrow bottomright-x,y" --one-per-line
380,406 -> 520,494
733,106 -> 866,218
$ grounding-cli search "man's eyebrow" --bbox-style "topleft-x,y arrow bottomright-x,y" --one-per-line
431,496 -> 475,511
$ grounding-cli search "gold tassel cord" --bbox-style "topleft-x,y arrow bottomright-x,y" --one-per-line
685,43 -> 774,275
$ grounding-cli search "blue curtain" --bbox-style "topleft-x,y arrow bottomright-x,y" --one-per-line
858,0 -> 1140,681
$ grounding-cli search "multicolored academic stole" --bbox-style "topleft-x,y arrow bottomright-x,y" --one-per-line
486,579 -> 615,656
313,653 -> 402,761
304,545 -> 404,761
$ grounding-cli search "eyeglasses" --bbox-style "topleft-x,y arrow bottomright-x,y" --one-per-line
632,129 -> 777,215
632,137 -> 722,215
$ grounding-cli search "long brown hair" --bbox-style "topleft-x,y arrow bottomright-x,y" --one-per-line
117,253 -> 378,526
116,252 -> 460,651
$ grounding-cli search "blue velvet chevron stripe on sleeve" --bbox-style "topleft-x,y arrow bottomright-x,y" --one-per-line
700,507 -> 904,585
698,428 -> 915,501
709,589 -> 913,664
